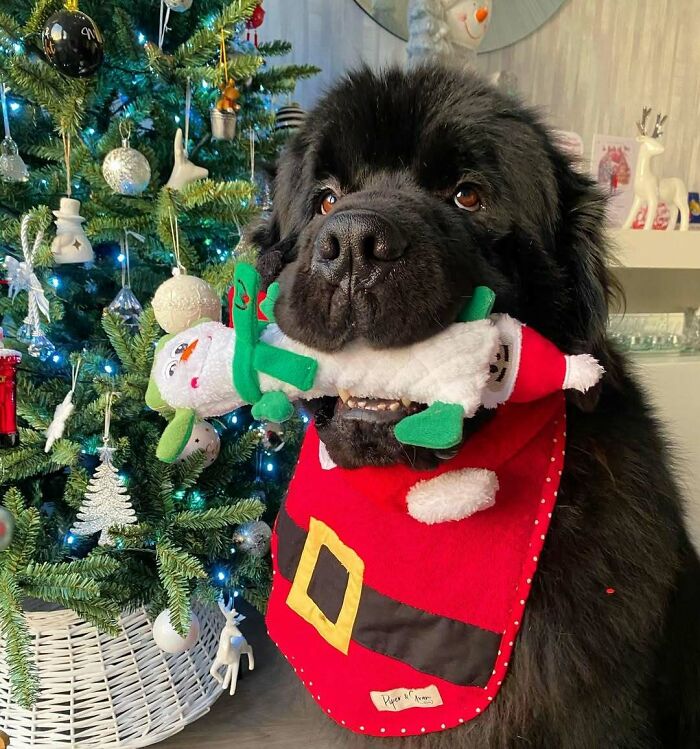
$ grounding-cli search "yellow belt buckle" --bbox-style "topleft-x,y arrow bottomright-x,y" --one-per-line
286,517 -> 364,655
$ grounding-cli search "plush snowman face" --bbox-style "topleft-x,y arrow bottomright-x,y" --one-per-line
444,0 -> 491,49
154,321 -> 232,412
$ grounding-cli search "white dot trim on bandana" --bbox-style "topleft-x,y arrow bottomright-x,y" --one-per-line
265,406 -> 568,738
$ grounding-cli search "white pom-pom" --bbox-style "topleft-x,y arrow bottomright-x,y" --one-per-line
407,468 -> 499,525
563,354 -> 605,393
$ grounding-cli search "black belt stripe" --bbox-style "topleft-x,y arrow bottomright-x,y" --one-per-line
275,509 -> 500,688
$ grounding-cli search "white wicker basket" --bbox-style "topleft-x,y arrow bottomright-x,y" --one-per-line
0,602 -> 224,748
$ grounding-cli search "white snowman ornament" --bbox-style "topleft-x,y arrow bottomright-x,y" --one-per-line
176,420 -> 221,467
51,198 -> 94,265
444,0 -> 491,50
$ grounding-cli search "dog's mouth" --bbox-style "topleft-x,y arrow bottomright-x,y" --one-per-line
334,389 -> 422,425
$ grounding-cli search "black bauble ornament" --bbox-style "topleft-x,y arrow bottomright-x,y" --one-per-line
42,9 -> 104,79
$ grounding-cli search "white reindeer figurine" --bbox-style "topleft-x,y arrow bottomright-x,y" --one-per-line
622,107 -> 689,231
210,598 -> 255,696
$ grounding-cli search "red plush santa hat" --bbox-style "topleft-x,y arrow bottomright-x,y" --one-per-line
482,315 -> 604,409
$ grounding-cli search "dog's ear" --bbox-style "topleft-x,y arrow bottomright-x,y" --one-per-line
545,147 -> 616,352
249,214 -> 299,288
552,154 -> 622,405
250,146 -> 305,287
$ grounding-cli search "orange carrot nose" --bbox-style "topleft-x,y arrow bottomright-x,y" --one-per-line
476,6 -> 489,23
180,339 -> 199,362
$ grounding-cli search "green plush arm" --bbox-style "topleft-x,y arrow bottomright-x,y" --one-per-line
156,408 -> 196,463
253,341 -> 318,392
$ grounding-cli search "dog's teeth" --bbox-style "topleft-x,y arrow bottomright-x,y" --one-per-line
347,398 -> 356,408
389,402 -> 400,411
401,397 -> 412,408
377,403 -> 387,411
338,389 -> 350,404
357,400 -> 366,408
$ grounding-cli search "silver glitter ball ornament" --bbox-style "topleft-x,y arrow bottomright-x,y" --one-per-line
102,139 -> 151,196
233,520 -> 272,557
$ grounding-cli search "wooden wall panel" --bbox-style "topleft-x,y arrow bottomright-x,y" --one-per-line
263,0 -> 700,189
478,0 -> 700,188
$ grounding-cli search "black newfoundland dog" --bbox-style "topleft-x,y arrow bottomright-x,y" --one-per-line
252,66 -> 700,747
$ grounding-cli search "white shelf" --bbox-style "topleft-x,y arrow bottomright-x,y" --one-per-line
609,229 -> 700,270
605,230 -> 700,312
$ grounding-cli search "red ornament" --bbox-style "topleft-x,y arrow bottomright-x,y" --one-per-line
0,335 -> 21,448
605,587 -> 616,595
246,2 -> 265,46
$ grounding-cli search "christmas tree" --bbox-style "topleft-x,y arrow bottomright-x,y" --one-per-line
0,0 -> 318,707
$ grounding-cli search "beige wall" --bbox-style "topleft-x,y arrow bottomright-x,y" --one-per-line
267,0 -> 700,190
479,0 -> 700,188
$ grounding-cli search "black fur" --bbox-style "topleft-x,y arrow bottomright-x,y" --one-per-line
252,66 -> 700,747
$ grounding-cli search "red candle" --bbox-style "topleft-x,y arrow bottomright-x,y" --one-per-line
0,337 -> 21,448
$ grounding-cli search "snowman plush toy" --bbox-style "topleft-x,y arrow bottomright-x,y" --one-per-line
146,262 -> 604,738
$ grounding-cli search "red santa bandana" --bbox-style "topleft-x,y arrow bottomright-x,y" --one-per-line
267,393 -> 566,738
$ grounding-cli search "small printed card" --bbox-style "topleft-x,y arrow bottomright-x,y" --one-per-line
370,685 -> 443,712
590,134 -> 639,227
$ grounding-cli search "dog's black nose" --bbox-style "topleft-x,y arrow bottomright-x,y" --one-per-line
313,210 -> 407,284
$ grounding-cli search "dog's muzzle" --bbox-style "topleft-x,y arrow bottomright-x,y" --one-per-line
311,209 -> 407,290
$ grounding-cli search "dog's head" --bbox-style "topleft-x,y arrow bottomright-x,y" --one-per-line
252,66 -> 615,468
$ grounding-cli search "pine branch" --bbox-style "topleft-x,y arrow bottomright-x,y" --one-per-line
4,505 -> 41,575
0,570 -> 37,709
23,0 -> 58,36
175,0 -> 260,70
172,451 -> 207,491
102,311 -> 138,370
257,40 -> 293,57
172,499 -> 264,531
156,538 -> 205,636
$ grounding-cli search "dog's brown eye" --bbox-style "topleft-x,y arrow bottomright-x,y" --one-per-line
319,191 -> 338,215
454,185 -> 482,212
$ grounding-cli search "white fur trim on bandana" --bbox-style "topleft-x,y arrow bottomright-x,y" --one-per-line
406,468 -> 499,525
318,440 -> 337,471
563,354 -> 605,393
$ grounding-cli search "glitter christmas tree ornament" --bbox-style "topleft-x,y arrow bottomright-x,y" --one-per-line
71,393 -> 137,545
